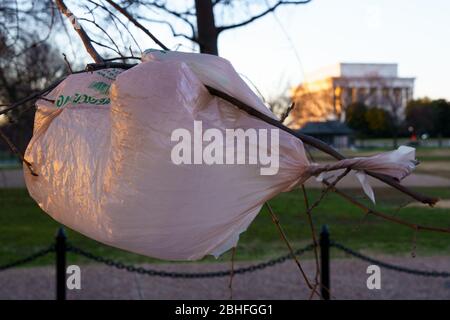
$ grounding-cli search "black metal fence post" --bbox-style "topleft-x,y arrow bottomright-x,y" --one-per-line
55,227 -> 66,301
320,225 -> 330,300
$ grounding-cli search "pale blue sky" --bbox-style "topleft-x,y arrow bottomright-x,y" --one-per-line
217,0 -> 450,100
68,0 -> 450,100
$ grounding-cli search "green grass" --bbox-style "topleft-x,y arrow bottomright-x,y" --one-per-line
1,187 -> 449,267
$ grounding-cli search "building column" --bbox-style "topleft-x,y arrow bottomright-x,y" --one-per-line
376,87 -> 383,108
351,87 -> 357,104
405,87 -> 412,102
388,87 -> 395,111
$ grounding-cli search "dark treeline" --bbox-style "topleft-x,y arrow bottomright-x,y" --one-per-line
345,99 -> 450,139
0,35 -> 64,153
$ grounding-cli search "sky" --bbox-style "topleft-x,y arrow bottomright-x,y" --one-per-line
68,0 -> 450,101
216,0 -> 450,100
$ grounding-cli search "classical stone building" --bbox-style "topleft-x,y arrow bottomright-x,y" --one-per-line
288,63 -> 415,129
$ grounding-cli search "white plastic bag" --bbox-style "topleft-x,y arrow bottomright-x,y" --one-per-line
24,51 -> 417,260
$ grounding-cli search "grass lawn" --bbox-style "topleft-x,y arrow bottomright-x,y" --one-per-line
1,186 -> 449,267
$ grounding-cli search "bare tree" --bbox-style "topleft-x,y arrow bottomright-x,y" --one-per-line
124,0 -> 312,55
0,1 -> 58,55
0,29 -> 64,150
2,1 -> 313,57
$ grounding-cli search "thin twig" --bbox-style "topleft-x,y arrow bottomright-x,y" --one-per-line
322,180 -> 450,235
228,246 -> 236,300
265,202 -> 315,291
103,56 -> 141,62
55,0 -> 105,63
0,78 -> 64,116
301,185 -> 320,291
0,127 -> 37,176
307,168 -> 351,215
280,102 -> 295,123
104,0 -> 169,50
62,53 -> 73,73
301,186 -> 337,300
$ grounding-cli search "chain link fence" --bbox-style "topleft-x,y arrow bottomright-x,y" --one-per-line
66,243 -> 316,278
0,228 -> 449,280
330,241 -> 450,278
0,245 -> 55,272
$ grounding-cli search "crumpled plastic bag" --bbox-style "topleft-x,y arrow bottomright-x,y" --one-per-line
24,50 -> 417,260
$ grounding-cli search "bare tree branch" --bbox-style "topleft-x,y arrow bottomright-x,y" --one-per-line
217,0 -> 312,33
54,0 -> 105,63
265,202 -> 315,291
0,127 -> 37,176
205,85 -> 439,206
77,17 -> 123,56
86,0 -> 143,53
323,180 -> 450,235
0,78 -> 65,116
104,0 -> 169,50
136,15 -> 197,43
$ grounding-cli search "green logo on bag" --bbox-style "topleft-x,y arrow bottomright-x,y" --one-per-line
55,92 -> 111,108
89,81 -> 111,94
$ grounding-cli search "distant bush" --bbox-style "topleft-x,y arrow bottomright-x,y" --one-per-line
346,102 -> 393,138
405,98 -> 450,137
346,99 -> 450,138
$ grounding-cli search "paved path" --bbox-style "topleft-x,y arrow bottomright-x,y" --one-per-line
2,169 -> 450,189
1,256 -> 449,299
0,169 -> 25,188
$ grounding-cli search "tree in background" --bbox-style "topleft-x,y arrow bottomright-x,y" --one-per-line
405,98 -> 450,144
345,102 -> 368,137
346,102 -> 394,138
119,0 -> 312,55
0,5 -> 65,152
433,99 -> 450,138
1,1 -> 312,58
405,98 -> 435,136
0,38 -> 64,152
365,107 -> 392,138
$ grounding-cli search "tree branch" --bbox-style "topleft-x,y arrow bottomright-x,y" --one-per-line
322,180 -> 450,235
205,85 -> 438,206
55,0 -> 104,63
0,78 -> 65,116
86,0 -> 143,53
136,15 -> 198,43
104,0 -> 169,50
0,126 -> 37,176
265,202 -> 315,291
217,0 -> 312,33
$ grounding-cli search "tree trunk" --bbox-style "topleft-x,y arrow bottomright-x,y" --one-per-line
194,0 -> 219,55
392,114 -> 399,149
